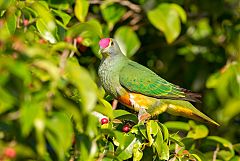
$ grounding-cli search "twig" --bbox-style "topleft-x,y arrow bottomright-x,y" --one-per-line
89,0 -> 141,13
117,0 -> 141,13
59,50 -> 69,75
70,38 -> 77,57
121,10 -> 134,21
212,144 -> 219,161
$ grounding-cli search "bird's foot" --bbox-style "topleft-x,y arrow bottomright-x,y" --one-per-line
138,108 -> 151,123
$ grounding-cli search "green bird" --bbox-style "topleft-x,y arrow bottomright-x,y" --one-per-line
98,38 -> 219,127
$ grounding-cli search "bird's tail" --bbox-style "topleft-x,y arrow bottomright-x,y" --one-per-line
162,99 -> 220,127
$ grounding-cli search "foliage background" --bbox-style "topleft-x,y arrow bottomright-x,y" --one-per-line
0,0 -> 239,160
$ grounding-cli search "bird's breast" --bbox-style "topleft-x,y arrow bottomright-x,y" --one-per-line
98,57 -> 123,97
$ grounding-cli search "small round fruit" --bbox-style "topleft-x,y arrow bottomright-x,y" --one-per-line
122,125 -> 130,133
23,19 -> 29,26
64,36 -> 72,43
39,39 -> 46,44
4,147 -> 16,158
76,36 -> 83,44
101,118 -> 109,124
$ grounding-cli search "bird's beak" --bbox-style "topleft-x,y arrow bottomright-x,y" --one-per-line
99,47 -> 109,57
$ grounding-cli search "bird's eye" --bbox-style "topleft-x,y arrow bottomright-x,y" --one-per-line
110,41 -> 113,46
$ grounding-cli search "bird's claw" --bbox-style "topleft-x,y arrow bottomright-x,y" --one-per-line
138,108 -> 151,123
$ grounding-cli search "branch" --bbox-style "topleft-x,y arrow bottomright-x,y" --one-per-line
212,144 -> 219,161
89,0 -> 141,13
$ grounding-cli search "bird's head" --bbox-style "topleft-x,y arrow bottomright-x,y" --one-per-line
99,38 -> 122,58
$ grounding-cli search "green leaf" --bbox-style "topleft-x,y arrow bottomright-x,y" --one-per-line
218,99 -> 240,123
74,0 -> 89,22
169,135 -> 185,147
158,122 -> 169,142
36,18 -> 57,43
50,41 -> 78,53
46,112 -> 73,160
113,110 -> 131,118
66,57 -> 97,112
101,3 -> 126,30
152,125 -> 169,160
133,141 -> 143,161
20,100 -> 44,136
146,120 -> 159,146
147,3 -> 187,43
52,9 -> 71,26
0,87 -> 15,113
94,99 -> 114,120
114,132 -> 137,160
138,123 -> 147,139
113,110 -> 138,124
187,18 -> 212,40
164,121 -> 190,131
0,0 -> 13,10
6,13 -> 16,34
67,19 -> 103,38
187,121 -> 209,139
190,154 -> 203,161
114,26 -> 141,57
33,2 -> 57,43
206,136 -> 234,155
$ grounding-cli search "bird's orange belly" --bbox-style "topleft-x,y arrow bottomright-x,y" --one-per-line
118,92 -> 155,111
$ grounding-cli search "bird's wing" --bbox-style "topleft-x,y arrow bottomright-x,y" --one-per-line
119,61 -> 201,102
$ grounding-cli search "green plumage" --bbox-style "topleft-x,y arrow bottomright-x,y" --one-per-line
120,61 -> 188,99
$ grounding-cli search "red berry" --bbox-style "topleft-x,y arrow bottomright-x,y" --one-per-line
4,147 -> 16,158
39,39 -> 46,44
122,125 -> 130,133
101,118 -> 109,124
64,36 -> 72,43
23,19 -> 29,26
76,36 -> 83,44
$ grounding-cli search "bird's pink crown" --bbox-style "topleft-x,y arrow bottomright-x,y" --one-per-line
99,38 -> 111,49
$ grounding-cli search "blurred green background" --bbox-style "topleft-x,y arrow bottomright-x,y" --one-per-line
0,0 -> 239,160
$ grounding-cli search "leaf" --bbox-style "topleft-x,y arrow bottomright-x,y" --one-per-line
36,18 -> 57,43
113,110 -> 131,118
164,121 -> 190,131
66,57 -> 97,112
114,26 -> 141,57
50,41 -> 78,53
152,125 -> 169,160
74,0 -> 89,22
169,135 -> 185,147
138,124 -> 147,139
187,121 -> 209,139
158,122 -> 169,142
114,132 -> 137,160
187,18 -> 212,40
67,19 -> 103,38
20,100 -> 44,136
133,141 -> 143,161
94,98 -> 114,120
113,110 -> 138,124
0,0 -> 13,10
218,99 -> 240,123
147,3 -> 187,43
206,136 -> 234,155
46,112 -> 73,160
101,2 -> 126,30
52,9 -> 71,26
0,87 -> 15,113
146,120 -> 159,146
33,2 -> 57,43
6,13 -> 16,34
